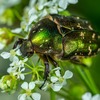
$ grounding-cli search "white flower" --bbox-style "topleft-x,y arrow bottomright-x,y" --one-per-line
41,82 -> 50,91
50,69 -> 73,91
7,66 -> 25,80
10,57 -> 20,67
7,58 -> 28,80
67,0 -> 78,4
51,83 -> 62,92
11,28 -> 22,34
0,49 -> 21,61
9,56 -> 27,68
18,82 -> 41,100
7,57 -> 27,80
0,43 -> 5,50
19,58 -> 28,67
7,66 -> 17,73
82,92 -> 100,100
22,0 -> 78,32
58,0 -> 68,9
14,68 -> 25,80
41,67 -> 73,92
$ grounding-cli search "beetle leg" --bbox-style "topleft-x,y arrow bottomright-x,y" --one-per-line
47,56 -> 58,67
13,38 -> 24,49
70,56 -> 87,67
39,55 -> 50,89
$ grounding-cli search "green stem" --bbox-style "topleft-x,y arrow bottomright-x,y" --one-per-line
24,63 -> 33,70
56,92 -> 69,99
24,71 -> 33,75
13,9 -> 22,21
62,87 -> 69,93
76,66 -> 99,94
50,89 -> 56,100
76,67 -> 91,87
36,71 -> 40,80
84,69 -> 99,94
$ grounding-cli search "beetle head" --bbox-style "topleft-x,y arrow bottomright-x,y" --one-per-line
13,38 -> 34,57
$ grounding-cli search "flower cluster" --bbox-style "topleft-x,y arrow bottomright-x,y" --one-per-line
42,67 -> 73,92
0,48 -> 73,99
0,75 -> 17,93
82,92 -> 100,100
21,0 -> 78,31
0,49 -> 27,80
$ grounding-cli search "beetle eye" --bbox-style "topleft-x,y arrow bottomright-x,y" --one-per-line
19,40 -> 34,57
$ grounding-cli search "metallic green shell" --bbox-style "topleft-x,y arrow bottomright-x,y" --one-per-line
63,30 -> 98,58
29,18 -> 63,55
28,14 -> 100,60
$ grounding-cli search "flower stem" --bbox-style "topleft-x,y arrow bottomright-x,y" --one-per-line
24,63 -> 33,70
50,89 -> 56,100
84,68 -> 99,94
56,92 -> 70,99
76,66 -> 99,94
24,71 -> 33,75
13,9 -> 22,21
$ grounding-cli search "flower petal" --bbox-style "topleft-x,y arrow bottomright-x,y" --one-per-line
61,80 -> 67,86
10,56 -> 19,62
21,68 -> 25,72
28,15 -> 38,25
52,67 -> 61,71
41,82 -> 49,91
49,7 -> 58,14
0,52 -> 10,59
32,93 -> 41,100
29,0 -> 36,7
23,58 -> 28,62
29,82 -> 35,90
51,83 -> 62,92
11,28 -> 22,34
92,94 -> 100,100
12,56 -> 19,62
0,43 -> 5,50
39,9 -> 48,18
63,70 -> 73,79
28,8 -> 37,17
26,96 -> 32,100
7,66 -> 17,73
82,92 -> 92,100
16,49 -> 22,56
68,0 -> 78,4
21,82 -> 28,90
55,70 -> 61,77
58,0 -> 68,9
18,94 -> 26,100
7,67 -> 13,73
50,76 -> 58,83
20,74 -> 25,80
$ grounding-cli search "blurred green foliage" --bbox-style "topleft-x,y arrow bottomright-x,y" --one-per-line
69,0 -> 100,32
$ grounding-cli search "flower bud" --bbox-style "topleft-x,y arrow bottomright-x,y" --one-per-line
0,75 -> 17,93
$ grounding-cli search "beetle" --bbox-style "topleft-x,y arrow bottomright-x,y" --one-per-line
13,14 -> 100,88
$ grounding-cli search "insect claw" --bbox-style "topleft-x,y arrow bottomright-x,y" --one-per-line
39,78 -> 47,89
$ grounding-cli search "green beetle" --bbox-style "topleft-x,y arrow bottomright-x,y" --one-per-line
13,14 -> 100,88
